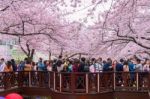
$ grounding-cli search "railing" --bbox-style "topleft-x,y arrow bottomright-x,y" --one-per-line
0,71 -> 149,93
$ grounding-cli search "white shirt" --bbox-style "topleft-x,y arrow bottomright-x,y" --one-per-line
47,66 -> 52,71
143,64 -> 149,72
0,62 -> 6,72
57,65 -> 63,72
135,64 -> 143,71
90,63 -> 103,73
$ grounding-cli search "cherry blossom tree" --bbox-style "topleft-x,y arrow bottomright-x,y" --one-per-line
92,0 -> 150,59
0,0 -> 70,59
1,0 -> 150,60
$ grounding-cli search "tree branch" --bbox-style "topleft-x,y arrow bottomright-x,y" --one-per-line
18,37 -> 28,56
0,0 -> 14,11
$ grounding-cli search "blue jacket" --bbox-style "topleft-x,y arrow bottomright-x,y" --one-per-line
103,63 -> 111,71
37,61 -> 45,71
116,63 -> 123,71
128,62 -> 135,72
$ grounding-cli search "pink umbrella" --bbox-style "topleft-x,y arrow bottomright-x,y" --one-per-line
5,93 -> 23,99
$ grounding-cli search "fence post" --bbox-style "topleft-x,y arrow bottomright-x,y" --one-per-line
59,73 -> 62,92
71,73 -> 75,93
136,72 -> 139,91
29,71 -> 31,87
86,73 -> 89,93
54,72 -> 56,91
48,72 -> 50,88
113,71 -> 116,90
97,73 -> 100,93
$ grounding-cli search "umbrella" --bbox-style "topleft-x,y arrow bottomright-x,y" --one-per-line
5,93 -> 23,99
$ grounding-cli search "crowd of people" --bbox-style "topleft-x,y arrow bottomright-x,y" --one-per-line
0,55 -> 150,73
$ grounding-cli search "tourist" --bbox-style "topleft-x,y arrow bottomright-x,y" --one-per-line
0,58 -> 6,72
52,59 -> 57,72
37,58 -> 45,71
11,59 -> 17,71
135,59 -> 143,72
123,61 -> 129,72
116,59 -> 124,72
143,59 -> 150,72
128,58 -> 136,86
98,57 -> 103,72
103,58 -> 112,71
67,60 -> 73,72
4,61 -> 13,72
56,59 -> 63,72
89,58 -> 96,73
32,61 -> 37,71
89,58 -> 102,73
112,60 -> 117,71
78,57 -> 86,72
97,57 -> 103,66
72,59 -> 79,72
18,61 -> 25,71
24,59 -> 32,71
115,59 -> 124,86
46,60 -> 52,71
122,61 -> 129,86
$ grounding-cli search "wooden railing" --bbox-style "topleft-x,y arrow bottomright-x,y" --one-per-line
0,71 -> 149,93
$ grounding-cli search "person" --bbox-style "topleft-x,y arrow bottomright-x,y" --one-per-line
115,59 -> 124,86
143,59 -> 150,72
128,58 -> 135,72
89,58 -> 96,73
62,66 -> 68,72
116,59 -> 124,72
128,58 -> 136,86
18,58 -> 28,71
72,59 -> 79,72
122,61 -> 129,86
18,61 -> 25,71
56,60 -> 63,72
0,58 -> 6,72
142,59 -> 150,87
63,59 -> 69,69
97,57 -> 103,65
103,58 -> 112,71
90,58 -> 102,73
32,61 -> 37,71
46,60 -> 52,71
55,55 -> 63,72
67,60 -> 73,72
135,59 -> 143,72
37,58 -> 45,71
78,57 -> 86,72
112,60 -> 117,71
43,60 -> 48,71
11,59 -> 17,71
4,61 -> 13,72
24,60 -> 32,71
123,61 -> 129,72
3,61 -> 13,89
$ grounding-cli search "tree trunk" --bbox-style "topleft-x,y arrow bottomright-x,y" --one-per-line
60,47 -> 63,57
49,51 -> 51,60
30,49 -> 35,60
79,53 -> 81,60
26,49 -> 34,61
